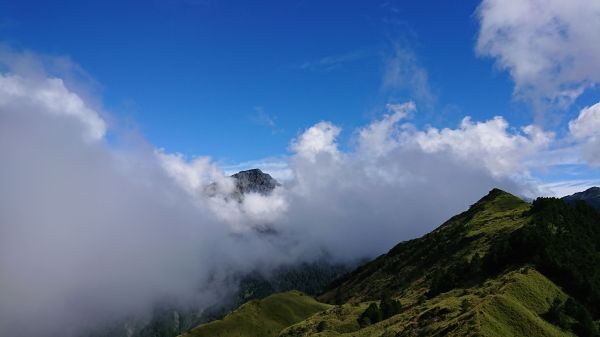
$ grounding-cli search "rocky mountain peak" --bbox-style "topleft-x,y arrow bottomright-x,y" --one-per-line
231,169 -> 280,196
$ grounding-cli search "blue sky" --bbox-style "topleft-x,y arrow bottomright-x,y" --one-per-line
1,0 -> 600,193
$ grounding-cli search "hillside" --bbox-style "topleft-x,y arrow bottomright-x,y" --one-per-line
90,261 -> 350,337
319,188 -> 531,304
563,187 -> 600,212
280,268 -> 571,337
178,291 -> 331,337
185,188 -> 600,337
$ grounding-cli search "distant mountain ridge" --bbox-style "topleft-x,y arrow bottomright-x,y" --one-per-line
563,186 -> 600,212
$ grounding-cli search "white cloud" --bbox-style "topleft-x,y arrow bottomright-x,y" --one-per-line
476,0 -> 600,108
539,179 -> 600,197
156,150 -> 235,195
156,150 -> 289,229
0,73 -> 106,141
569,101 -> 600,139
355,102 -> 553,178
280,106 -> 541,258
240,191 -> 288,224
0,52 -> 295,337
413,116 -> 553,176
358,101 -> 415,157
0,79 -> 228,336
290,121 -> 341,162
569,101 -> 600,165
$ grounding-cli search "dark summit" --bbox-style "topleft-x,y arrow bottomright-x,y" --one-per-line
231,169 -> 280,195
563,186 -> 600,212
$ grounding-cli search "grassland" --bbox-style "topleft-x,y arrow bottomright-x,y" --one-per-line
178,291 -> 331,337
279,267 -> 572,337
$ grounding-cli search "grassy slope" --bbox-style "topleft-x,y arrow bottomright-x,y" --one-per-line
280,268 -> 572,337
279,190 -> 574,336
320,189 -> 531,304
178,291 -> 331,337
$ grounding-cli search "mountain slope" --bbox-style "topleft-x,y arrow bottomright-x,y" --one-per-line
320,188 -> 531,303
310,189 -> 600,336
106,261 -> 351,337
181,188 -> 600,337
280,268 -> 571,337
178,291 -> 331,337
563,186 -> 600,212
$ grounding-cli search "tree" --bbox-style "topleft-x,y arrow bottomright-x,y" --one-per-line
316,321 -> 328,332
358,303 -> 382,327
460,298 -> 471,313
334,288 -> 343,305
380,291 -> 402,319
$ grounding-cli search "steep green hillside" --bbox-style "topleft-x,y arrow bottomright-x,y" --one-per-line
320,188 -> 531,304
311,189 -> 600,337
178,291 -> 331,337
280,268 -> 572,337
184,188 -> 600,337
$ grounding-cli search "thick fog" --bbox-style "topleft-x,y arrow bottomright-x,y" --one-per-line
0,53 -> 554,336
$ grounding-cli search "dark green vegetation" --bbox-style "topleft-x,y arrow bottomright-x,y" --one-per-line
563,187 -> 600,213
483,197 -> 600,336
545,297 -> 597,337
234,262 -> 352,305
179,291 -> 331,337
357,294 -> 402,327
185,188 -> 600,337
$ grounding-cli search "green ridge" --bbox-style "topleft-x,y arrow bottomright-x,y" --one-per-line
319,188 -> 530,304
279,268 -> 572,337
178,291 -> 331,337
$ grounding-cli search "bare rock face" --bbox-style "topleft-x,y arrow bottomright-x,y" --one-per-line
204,169 -> 280,200
230,169 -> 280,196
